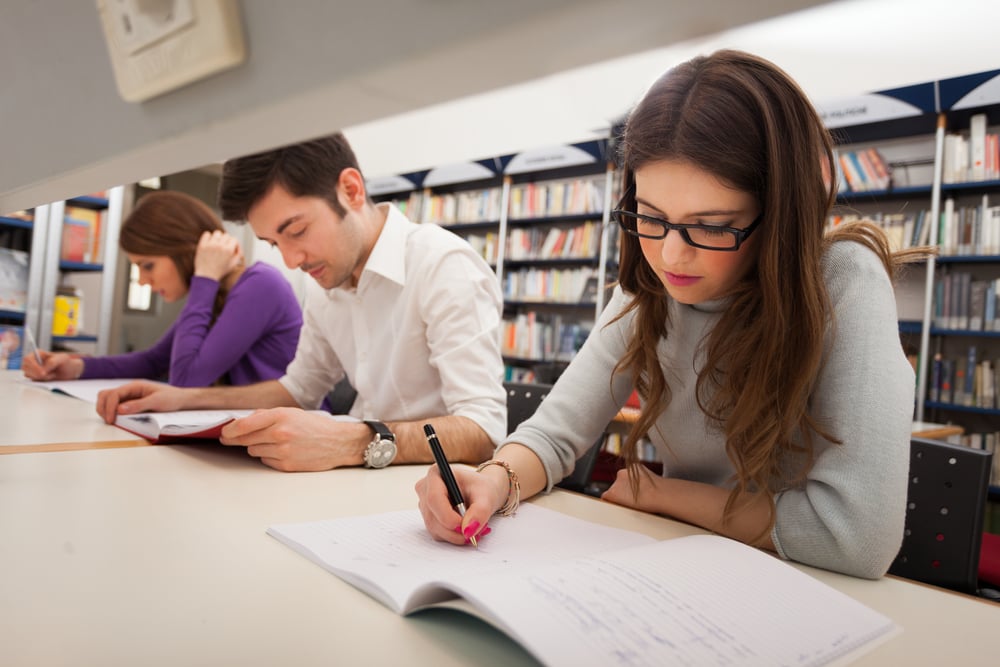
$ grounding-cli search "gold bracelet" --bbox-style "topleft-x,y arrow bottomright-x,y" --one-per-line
476,459 -> 520,516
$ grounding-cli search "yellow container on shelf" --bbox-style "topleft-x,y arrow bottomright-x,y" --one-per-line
52,287 -> 82,336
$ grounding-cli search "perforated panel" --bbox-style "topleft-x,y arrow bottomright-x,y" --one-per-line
889,437 -> 992,592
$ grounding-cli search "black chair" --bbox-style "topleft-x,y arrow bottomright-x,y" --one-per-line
326,377 -> 357,414
888,436 -> 993,594
503,382 -> 602,493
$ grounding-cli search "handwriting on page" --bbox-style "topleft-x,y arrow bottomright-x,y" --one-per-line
448,535 -> 893,666
268,505 -> 656,612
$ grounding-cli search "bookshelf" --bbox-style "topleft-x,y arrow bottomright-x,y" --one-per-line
819,69 -> 1000,497
33,187 -> 125,356
0,208 -> 40,369
498,141 -> 618,382
369,140 -> 620,384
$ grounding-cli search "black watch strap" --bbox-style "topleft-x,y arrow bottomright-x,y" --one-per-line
363,420 -> 394,442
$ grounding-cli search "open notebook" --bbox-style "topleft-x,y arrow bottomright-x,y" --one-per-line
25,378 -> 353,442
268,504 -> 898,667
114,409 -> 259,442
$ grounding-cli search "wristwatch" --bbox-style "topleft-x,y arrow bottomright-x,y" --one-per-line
362,420 -> 397,469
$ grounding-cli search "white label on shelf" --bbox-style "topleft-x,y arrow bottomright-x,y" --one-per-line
504,145 -> 597,175
366,175 -> 417,196
951,74 -> 1000,110
422,162 -> 496,187
816,93 -> 925,129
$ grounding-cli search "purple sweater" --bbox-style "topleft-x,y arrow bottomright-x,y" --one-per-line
82,262 -> 301,387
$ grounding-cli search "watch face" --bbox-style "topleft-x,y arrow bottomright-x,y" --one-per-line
365,438 -> 397,468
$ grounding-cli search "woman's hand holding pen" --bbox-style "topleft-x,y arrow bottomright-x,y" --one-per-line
194,230 -> 243,281
22,350 -> 84,381
415,464 -> 504,546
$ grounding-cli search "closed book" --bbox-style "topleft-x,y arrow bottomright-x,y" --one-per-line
930,353 -> 942,403
60,217 -> 93,263
970,113 -> 987,181
0,247 -> 29,312
969,280 -> 988,331
965,346 -> 978,407
0,324 -> 24,370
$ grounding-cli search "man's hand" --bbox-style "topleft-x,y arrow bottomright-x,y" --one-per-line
219,408 -> 372,472
95,380 -> 186,424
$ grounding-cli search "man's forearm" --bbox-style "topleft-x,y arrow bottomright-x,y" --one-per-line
390,415 -> 495,465
182,380 -> 300,410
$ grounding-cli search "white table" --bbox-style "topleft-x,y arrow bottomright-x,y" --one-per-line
0,370 -> 147,451
1,371 -> 999,665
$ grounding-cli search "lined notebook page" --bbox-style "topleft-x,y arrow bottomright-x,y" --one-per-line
269,507 -> 897,666
448,534 -> 897,667
268,504 -> 656,612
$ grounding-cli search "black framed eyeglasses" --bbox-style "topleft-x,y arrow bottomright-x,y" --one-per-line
612,187 -> 763,251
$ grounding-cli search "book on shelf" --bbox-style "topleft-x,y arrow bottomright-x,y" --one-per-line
64,206 -> 103,262
835,148 -> 890,192
267,503 -> 897,667
60,217 -> 93,263
0,324 -> 24,370
0,247 -> 29,312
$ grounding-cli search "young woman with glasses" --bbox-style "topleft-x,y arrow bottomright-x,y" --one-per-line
415,49 -> 929,578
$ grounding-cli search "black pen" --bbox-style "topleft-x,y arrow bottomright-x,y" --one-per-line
423,423 -> 477,548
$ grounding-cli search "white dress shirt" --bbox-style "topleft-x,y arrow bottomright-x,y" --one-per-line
279,203 -> 506,445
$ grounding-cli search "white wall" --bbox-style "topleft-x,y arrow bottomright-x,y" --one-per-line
0,0 -> 827,214
347,0 -> 1000,180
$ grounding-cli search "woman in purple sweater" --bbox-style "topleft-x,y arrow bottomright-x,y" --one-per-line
23,191 -> 302,387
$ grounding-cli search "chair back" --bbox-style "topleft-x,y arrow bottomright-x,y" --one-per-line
503,382 -> 601,492
888,437 -> 993,593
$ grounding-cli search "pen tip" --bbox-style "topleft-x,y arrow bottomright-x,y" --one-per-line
470,535 -> 478,548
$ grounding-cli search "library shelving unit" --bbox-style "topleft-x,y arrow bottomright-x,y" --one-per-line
498,140 -> 618,382
0,206 -> 42,368
368,139 -> 620,383
0,212 -> 35,325
819,69 -> 1000,496
35,187 -> 125,355
368,159 -> 504,271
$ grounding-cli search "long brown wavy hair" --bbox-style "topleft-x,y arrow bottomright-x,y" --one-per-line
614,50 -> 930,538
120,190 -> 242,320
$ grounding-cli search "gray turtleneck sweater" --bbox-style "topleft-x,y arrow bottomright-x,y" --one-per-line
502,240 -> 914,579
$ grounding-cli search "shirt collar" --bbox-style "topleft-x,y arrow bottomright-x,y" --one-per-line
363,203 -> 408,287
327,203 -> 407,297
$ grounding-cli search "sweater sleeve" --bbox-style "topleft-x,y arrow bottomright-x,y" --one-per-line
500,286 -> 635,490
167,268 -> 289,387
80,324 -> 174,380
770,241 -> 913,579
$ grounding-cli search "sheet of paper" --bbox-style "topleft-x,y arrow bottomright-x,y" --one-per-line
267,503 -> 656,612
117,409 -> 359,439
270,507 -> 897,667
448,534 -> 898,667
23,377 -> 139,404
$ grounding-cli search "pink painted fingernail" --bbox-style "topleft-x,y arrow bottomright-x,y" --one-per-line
453,524 -> 463,533
480,526 -> 492,537
462,521 -> 481,538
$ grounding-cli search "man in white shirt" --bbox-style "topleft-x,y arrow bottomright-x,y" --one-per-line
97,133 -> 505,472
